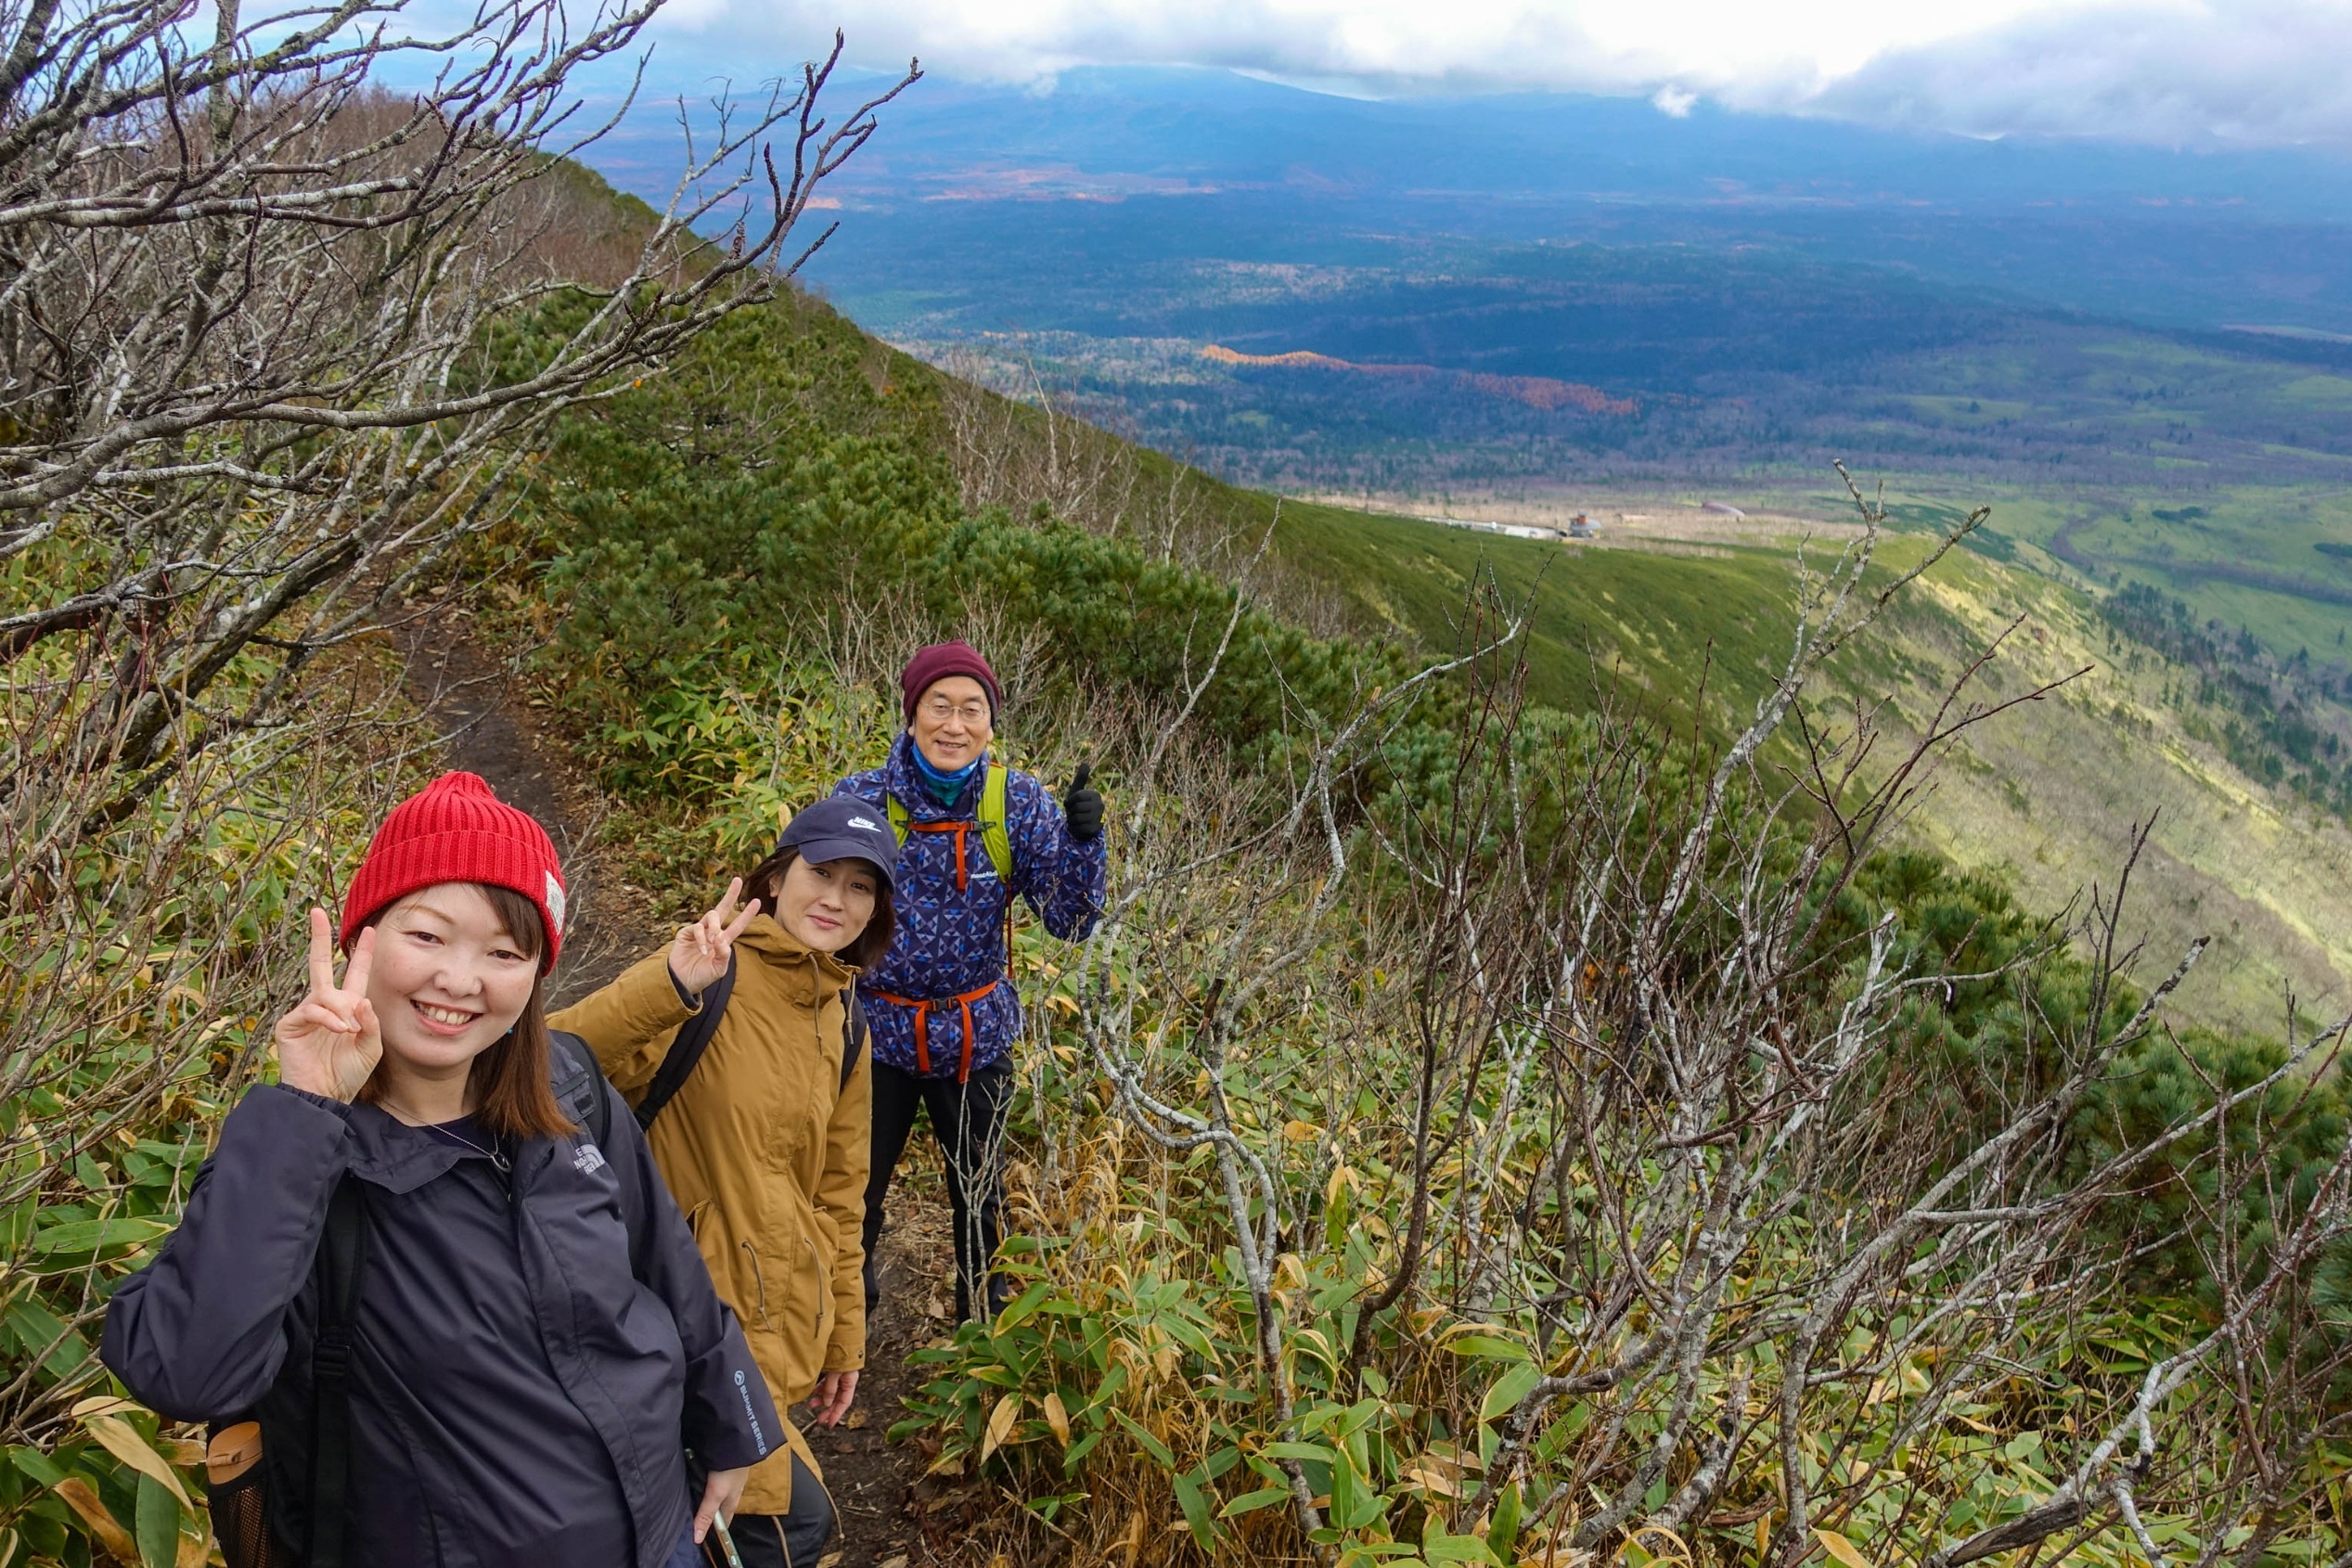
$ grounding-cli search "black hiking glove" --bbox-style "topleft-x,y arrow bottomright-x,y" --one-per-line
1062,762 -> 1104,842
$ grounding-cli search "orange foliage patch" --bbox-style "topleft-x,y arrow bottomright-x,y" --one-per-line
1199,344 -> 1637,415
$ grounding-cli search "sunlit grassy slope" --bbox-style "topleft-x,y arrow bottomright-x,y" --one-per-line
1780,477 -> 2352,663
1267,500 -> 1806,716
1267,498 -> 2352,1035
1878,550 -> 2352,1035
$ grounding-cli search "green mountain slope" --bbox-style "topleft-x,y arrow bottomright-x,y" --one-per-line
1883,553 -> 2352,1035
462,276 -> 2352,1562
503,278 -> 2349,1036
1254,495 -> 2352,1033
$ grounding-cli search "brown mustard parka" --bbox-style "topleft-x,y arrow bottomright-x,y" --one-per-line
549,915 -> 868,1515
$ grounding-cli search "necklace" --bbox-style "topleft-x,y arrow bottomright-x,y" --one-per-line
422,1119 -> 510,1173
427,1122 -> 508,1171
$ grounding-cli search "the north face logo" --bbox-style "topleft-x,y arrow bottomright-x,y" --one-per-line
573,1142 -> 607,1176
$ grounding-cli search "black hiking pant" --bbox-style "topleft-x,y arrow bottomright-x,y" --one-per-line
864,1058 -> 1013,1322
690,1455 -> 831,1567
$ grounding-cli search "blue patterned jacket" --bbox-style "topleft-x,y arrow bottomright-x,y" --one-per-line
833,735 -> 1107,1078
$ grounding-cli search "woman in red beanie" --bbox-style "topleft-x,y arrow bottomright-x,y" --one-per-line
106,772 -> 778,1568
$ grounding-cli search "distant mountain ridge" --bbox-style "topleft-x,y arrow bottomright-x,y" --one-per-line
812,65 -> 2352,220
578,64 -> 2352,335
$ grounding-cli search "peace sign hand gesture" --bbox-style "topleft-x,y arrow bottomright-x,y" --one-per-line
666,877 -> 761,1002
275,907 -> 383,1103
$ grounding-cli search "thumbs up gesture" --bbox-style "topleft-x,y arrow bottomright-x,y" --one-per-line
1062,762 -> 1104,842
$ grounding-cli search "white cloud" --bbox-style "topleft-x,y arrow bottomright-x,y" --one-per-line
637,0 -> 2352,147
642,0 -> 2084,92
1810,0 -> 2352,145
1651,85 -> 1699,118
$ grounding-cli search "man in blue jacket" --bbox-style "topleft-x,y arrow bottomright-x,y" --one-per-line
834,641 -> 1107,1321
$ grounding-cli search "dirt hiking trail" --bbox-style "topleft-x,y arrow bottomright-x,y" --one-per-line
405,623 -> 969,1566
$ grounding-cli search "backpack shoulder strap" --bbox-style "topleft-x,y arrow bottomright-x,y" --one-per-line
548,1032 -> 611,1154
888,770 -> 1011,880
306,1175 -> 368,1568
841,989 -> 868,1090
980,764 -> 1014,883
634,953 -> 737,1133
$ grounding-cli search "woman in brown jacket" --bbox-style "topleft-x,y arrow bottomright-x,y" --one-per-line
550,796 -> 898,1567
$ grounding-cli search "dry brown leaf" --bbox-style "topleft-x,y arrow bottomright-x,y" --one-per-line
1040,1390 -> 1072,1446
1399,1461 -> 1461,1497
54,1479 -> 138,1562
1815,1527 -> 1870,1568
977,1393 -> 1021,1465
84,1413 -> 193,1510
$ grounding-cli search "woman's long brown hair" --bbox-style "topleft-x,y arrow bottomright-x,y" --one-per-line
356,884 -> 574,1140
742,846 -> 896,970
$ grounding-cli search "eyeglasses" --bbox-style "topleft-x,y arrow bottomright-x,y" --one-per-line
919,698 -> 991,725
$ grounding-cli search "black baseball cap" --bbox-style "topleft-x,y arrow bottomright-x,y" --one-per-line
778,794 -> 901,889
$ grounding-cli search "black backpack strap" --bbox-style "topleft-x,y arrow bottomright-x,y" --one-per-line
548,1032 -> 612,1154
842,989 -> 868,1090
306,1175 -> 367,1568
635,953 -> 737,1132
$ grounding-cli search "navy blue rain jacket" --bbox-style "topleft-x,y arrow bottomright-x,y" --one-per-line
102,1082 -> 778,1568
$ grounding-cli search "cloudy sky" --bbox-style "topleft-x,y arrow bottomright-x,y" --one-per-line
629,0 -> 2352,147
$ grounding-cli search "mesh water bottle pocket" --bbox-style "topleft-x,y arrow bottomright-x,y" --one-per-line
205,1422 -> 296,1568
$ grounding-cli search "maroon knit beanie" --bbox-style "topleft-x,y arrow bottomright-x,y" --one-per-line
340,772 -> 568,970
900,640 -> 1001,726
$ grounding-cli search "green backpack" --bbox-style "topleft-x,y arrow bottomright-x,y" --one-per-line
884,763 -> 1014,886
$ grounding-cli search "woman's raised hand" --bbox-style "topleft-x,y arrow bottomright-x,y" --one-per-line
275,908 -> 383,1103
666,877 -> 760,1001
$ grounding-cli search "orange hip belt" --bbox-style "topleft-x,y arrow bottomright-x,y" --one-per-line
870,978 -> 1002,1081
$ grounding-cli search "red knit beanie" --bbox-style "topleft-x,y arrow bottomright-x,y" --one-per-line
900,640 -> 1001,726
340,772 -> 567,970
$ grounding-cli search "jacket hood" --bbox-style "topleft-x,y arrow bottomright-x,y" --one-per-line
736,913 -> 860,990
